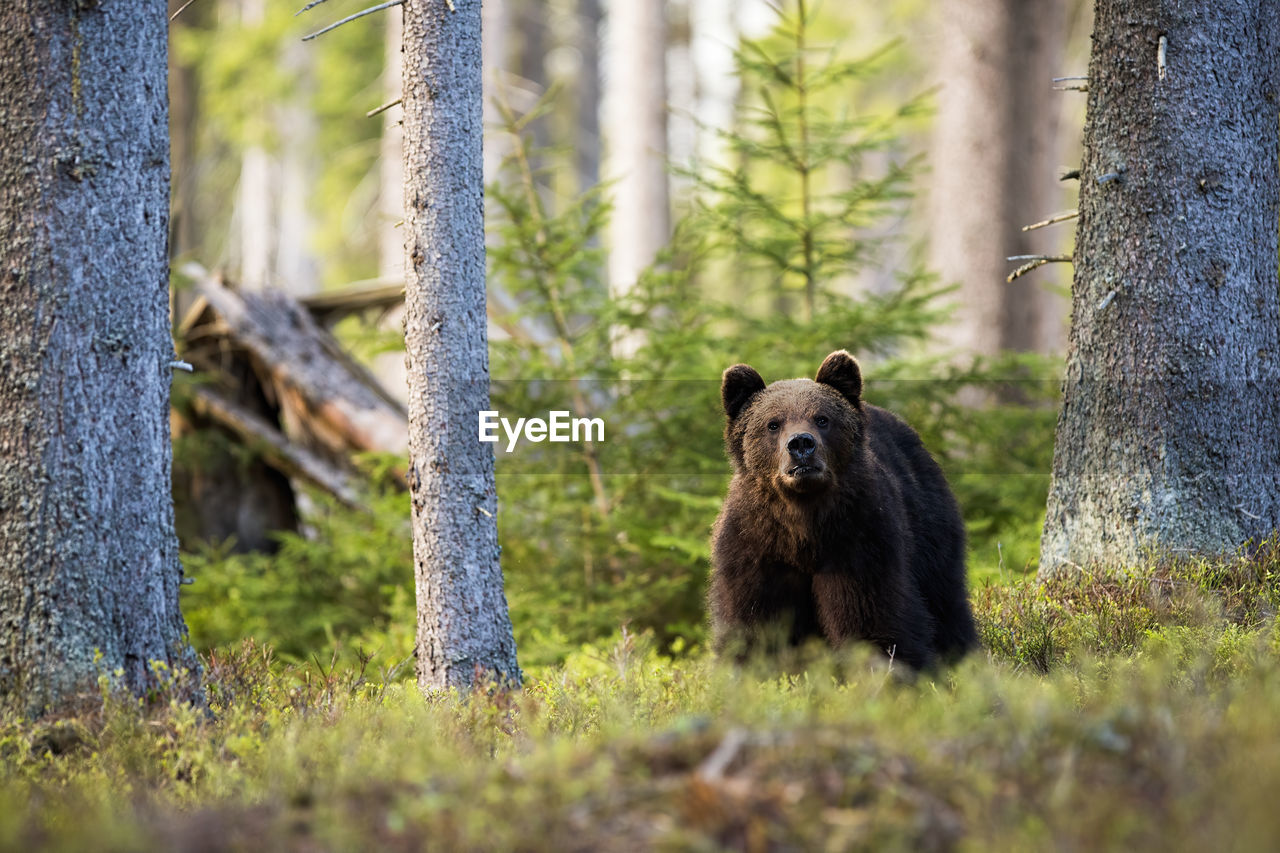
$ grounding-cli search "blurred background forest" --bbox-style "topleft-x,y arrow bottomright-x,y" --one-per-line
168,0 -> 1094,671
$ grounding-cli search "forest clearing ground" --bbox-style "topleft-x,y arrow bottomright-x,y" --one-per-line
3,542 -> 1280,851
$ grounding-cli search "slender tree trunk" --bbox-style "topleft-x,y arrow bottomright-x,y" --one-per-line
169,1 -> 202,264
380,5 -> 406,280
371,3 -> 410,409
1039,0 -> 1280,574
234,0 -> 272,291
402,0 -> 521,690
574,0 -> 602,195
0,0 -> 200,716
929,0 -> 1069,356
237,146 -> 273,289
372,5 -> 409,408
481,0 -> 510,186
275,38 -> 320,296
514,0 -> 550,151
689,0 -> 738,170
604,0 -> 670,296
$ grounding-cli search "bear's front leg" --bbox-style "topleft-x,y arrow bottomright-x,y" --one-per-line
811,570 -> 936,671
710,556 -> 818,658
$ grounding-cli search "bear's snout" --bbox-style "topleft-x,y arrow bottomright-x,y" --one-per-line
786,432 -> 817,462
780,429 -> 826,485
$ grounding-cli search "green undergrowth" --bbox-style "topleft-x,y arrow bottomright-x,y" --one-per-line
6,545 -> 1280,851
976,537 -> 1280,673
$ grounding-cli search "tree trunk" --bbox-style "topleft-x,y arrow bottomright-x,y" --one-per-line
574,0 -> 602,195
402,0 -> 521,690
482,0 -> 510,185
235,0 -> 272,291
928,0 -> 1069,356
168,0 -> 203,265
1039,0 -> 1280,575
275,37 -> 320,296
372,4 -> 409,408
0,0 -> 200,715
689,0 -> 739,170
380,4 -> 406,279
603,0 -> 670,296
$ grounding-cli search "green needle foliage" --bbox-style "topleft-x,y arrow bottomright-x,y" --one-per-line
684,0 -> 926,324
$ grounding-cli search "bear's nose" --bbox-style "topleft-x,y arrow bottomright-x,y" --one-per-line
787,432 -> 816,459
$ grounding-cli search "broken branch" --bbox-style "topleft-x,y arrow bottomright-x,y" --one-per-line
1006,255 -> 1072,283
366,97 -> 403,118
170,0 -> 202,22
1022,210 -> 1079,232
294,0 -> 335,15
302,0 -> 404,41
189,386 -> 363,508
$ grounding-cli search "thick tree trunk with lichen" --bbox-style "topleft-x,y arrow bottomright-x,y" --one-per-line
0,0 -> 200,716
402,0 -> 521,690
1039,0 -> 1280,575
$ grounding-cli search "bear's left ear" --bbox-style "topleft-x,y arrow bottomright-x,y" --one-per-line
815,350 -> 862,405
722,364 -> 766,420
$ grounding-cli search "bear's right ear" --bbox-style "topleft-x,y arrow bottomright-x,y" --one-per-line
815,350 -> 863,405
722,364 -> 766,420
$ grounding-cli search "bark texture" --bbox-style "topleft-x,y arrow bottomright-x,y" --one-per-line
1040,0 -> 1280,574
402,0 -> 521,690
929,0 -> 1069,356
0,0 -> 199,715
604,0 -> 670,296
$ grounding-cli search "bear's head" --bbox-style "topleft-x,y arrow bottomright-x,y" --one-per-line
721,350 -> 867,497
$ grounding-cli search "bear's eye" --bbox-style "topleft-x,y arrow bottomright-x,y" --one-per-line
767,420 -> 781,432
815,415 -> 830,428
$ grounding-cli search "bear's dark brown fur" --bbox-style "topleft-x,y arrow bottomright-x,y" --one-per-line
709,350 -> 977,669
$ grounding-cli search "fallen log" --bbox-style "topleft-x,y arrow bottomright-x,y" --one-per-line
187,385 -> 362,508
172,264 -> 411,548
179,265 -> 408,460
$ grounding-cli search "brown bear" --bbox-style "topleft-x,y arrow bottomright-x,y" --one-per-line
709,350 -> 977,670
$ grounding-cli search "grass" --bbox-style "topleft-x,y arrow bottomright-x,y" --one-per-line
4,542 -> 1280,851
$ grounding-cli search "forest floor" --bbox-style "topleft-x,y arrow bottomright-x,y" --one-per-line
5,543 -> 1280,851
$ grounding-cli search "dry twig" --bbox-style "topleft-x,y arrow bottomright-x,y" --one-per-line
302,0 -> 404,41
1006,255 -> 1072,283
1022,210 -> 1079,232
